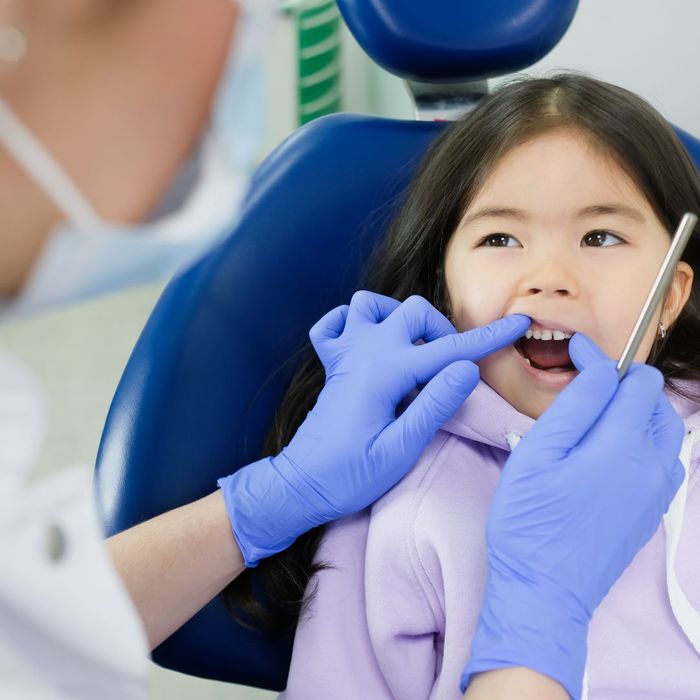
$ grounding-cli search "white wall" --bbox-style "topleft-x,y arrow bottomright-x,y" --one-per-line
333,1 -> 700,131
492,0 -> 700,134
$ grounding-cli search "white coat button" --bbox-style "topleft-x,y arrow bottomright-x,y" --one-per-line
45,523 -> 66,562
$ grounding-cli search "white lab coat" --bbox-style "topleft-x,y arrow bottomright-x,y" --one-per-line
0,351 -> 149,699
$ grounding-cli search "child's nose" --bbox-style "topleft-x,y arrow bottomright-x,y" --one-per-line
517,257 -> 580,298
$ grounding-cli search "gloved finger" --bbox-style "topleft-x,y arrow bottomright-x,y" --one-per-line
519,361 -> 618,461
309,304 -> 350,355
383,294 -> 456,343
649,391 -> 685,479
410,315 -> 530,384
373,361 -> 480,474
568,332 -> 609,370
598,363 -> 665,435
344,290 -> 401,328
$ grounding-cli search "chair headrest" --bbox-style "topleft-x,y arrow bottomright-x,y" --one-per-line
337,0 -> 579,82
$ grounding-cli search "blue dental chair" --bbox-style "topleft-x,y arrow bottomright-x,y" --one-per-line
94,0 -> 700,691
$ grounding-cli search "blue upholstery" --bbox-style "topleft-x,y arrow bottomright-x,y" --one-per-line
677,126 -> 700,167
94,0 -> 700,692
338,0 -> 579,82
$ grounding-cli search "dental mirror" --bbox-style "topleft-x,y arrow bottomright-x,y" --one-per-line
616,212 -> 697,379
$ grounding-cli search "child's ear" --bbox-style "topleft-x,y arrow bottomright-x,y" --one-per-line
663,261 -> 694,327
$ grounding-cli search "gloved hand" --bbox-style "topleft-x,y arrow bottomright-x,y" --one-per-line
219,291 -> 530,566
462,333 -> 685,700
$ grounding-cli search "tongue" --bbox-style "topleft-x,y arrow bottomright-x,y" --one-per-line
521,337 -> 573,370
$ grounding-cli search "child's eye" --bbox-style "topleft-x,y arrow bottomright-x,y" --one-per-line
582,230 -> 624,247
477,233 -> 521,248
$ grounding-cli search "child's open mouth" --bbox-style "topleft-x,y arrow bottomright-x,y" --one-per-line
513,331 -> 579,387
514,335 -> 576,373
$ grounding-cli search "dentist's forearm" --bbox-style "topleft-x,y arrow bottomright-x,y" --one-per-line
463,667 -> 569,700
105,490 -> 245,650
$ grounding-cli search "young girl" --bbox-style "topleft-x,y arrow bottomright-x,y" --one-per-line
226,73 -> 700,698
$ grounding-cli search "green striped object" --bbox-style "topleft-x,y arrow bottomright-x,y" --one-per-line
285,0 -> 343,125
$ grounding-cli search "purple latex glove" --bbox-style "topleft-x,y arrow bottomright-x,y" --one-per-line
463,333 -> 685,699
219,291 -> 530,566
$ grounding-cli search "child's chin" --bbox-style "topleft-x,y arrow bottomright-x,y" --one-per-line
519,395 -> 553,420
487,378 -> 563,420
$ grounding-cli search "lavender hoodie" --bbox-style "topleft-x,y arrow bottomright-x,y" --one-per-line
280,380 -> 700,700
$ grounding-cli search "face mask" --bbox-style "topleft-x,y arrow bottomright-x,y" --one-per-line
0,0 -> 277,322
5,131 -> 247,320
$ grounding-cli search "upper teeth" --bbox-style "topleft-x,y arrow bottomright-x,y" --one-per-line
525,329 -> 573,341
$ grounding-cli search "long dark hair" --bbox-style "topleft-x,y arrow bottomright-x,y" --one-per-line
222,72 -> 700,636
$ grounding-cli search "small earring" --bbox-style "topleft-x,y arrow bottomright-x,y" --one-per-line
658,320 -> 667,339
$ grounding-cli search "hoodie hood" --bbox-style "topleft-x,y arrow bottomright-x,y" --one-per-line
440,380 -> 534,452
667,380 -> 700,428
441,378 -> 700,461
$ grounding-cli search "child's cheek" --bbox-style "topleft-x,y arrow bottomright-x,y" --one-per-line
450,282 -> 505,332
594,306 -> 660,363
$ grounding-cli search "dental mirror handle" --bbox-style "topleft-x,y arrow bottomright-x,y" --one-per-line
616,212 -> 697,380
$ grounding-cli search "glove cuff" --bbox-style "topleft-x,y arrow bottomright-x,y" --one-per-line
217,456 -> 312,567
461,569 -> 590,700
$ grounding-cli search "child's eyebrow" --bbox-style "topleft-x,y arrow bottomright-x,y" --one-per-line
461,207 -> 528,226
461,203 -> 646,227
576,204 -> 646,224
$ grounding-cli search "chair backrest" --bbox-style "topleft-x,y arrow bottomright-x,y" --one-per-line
96,115 -> 442,688
96,0 -> 700,691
